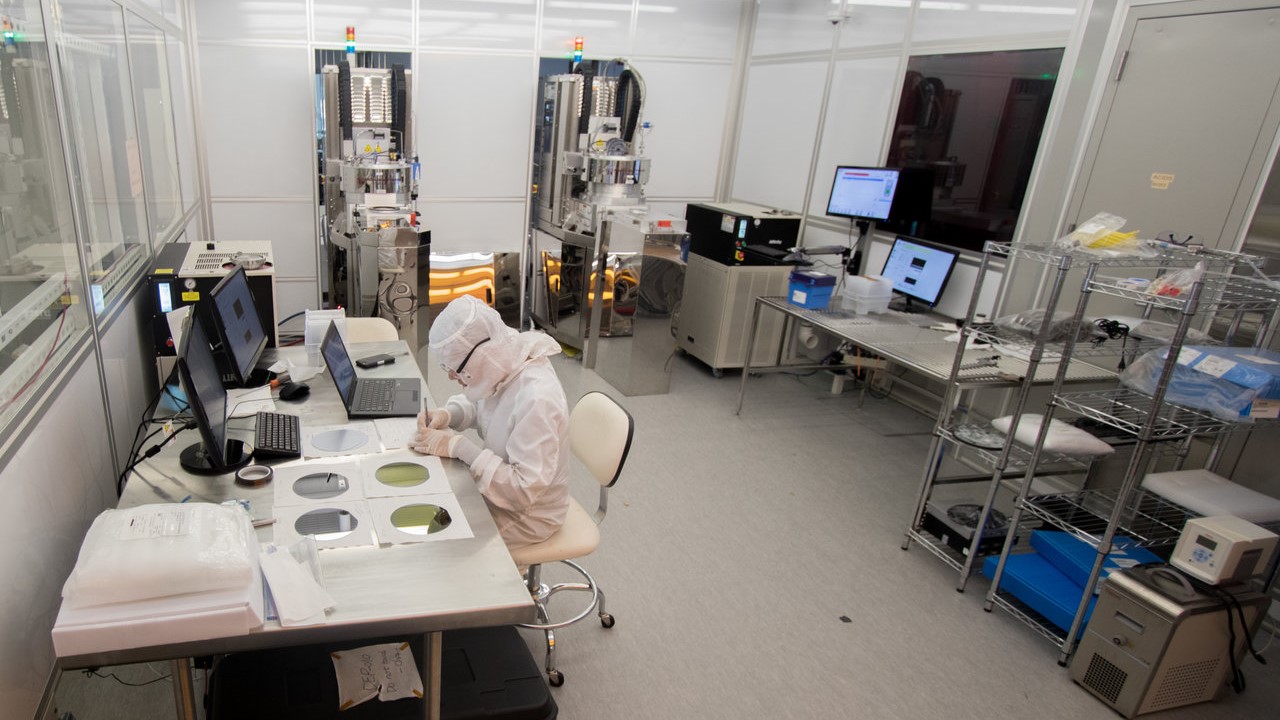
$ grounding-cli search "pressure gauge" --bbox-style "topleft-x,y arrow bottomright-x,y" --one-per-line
183,278 -> 197,291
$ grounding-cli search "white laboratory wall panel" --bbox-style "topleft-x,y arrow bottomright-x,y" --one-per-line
912,1 -> 1077,45
808,55 -> 900,214
633,0 -> 743,60
840,2 -> 911,49
195,0 -> 308,43
731,59 -> 826,212
416,53 -> 535,199
276,277 -> 323,321
647,200 -> 692,223
638,60 -> 733,200
198,44 -> 315,200
420,200 -> 528,253
99,296 -> 156,471
420,0 -> 537,53
540,0 -> 634,59
312,0 -> 414,47
211,200 -> 318,279
0,357 -> 115,719
753,0 -> 838,56
136,0 -> 182,27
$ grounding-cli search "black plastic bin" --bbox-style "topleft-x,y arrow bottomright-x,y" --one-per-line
207,626 -> 556,720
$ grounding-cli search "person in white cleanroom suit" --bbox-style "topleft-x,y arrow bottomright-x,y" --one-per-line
410,295 -> 570,550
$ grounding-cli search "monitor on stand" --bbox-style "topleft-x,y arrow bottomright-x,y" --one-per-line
880,235 -> 959,313
176,313 -> 252,475
208,265 -> 270,388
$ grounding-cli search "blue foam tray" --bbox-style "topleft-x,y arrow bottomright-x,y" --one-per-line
1030,530 -> 1160,589
983,553 -> 1095,633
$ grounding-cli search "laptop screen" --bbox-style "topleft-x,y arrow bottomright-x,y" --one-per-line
320,322 -> 357,404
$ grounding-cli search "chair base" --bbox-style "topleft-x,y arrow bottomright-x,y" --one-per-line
517,559 -> 614,687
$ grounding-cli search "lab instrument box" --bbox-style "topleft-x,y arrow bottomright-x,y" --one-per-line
675,253 -> 790,374
147,241 -> 279,358
1070,566 -> 1268,718
685,202 -> 800,266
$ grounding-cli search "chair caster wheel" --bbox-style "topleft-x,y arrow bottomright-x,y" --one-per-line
548,670 -> 564,687
600,613 -> 615,628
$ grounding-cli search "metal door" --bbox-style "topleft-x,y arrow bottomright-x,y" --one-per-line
1070,5 -> 1280,252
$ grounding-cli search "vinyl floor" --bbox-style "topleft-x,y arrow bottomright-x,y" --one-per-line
51,350 -> 1280,720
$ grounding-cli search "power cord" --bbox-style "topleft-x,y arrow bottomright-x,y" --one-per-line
1093,318 -> 1131,369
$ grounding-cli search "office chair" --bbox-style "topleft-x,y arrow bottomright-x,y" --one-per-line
510,391 -> 634,687
344,317 -> 399,343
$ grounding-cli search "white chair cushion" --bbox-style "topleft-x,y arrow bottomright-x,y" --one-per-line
509,497 -> 600,568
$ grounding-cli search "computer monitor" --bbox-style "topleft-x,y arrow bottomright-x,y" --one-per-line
208,265 -> 270,387
880,235 -> 959,312
176,313 -> 251,475
825,166 -> 900,221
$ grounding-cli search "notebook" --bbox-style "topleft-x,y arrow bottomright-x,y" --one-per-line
320,322 -> 421,418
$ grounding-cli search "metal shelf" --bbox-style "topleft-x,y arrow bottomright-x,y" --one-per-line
1089,272 -> 1280,313
1018,489 -> 1196,548
1052,388 -> 1235,440
986,241 -> 1262,272
988,590 -> 1069,648
905,529 -> 966,573
940,424 -> 1090,474
967,325 -> 1169,362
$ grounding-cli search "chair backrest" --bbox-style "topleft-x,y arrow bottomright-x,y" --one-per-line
569,391 -> 633,489
345,317 -> 399,343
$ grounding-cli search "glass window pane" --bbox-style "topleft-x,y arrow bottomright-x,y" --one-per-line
56,0 -> 149,315
883,48 -> 1065,253
0,1 -> 91,438
166,35 -> 198,213
127,13 -> 183,247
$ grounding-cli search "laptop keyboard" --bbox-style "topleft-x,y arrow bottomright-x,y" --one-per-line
356,379 -> 396,412
254,411 -> 301,459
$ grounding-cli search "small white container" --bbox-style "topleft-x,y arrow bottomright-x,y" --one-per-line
841,274 -> 893,314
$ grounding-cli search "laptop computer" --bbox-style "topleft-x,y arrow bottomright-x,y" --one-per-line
320,322 -> 422,418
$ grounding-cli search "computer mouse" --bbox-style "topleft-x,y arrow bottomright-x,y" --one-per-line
279,382 -> 310,401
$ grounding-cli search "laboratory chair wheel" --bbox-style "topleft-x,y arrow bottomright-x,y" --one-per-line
600,612 -> 615,628
548,669 -> 565,687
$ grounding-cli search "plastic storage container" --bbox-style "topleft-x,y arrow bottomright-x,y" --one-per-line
840,274 -> 893,315
788,270 -> 835,309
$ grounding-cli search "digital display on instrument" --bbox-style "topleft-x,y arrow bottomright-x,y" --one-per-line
1194,535 -> 1218,551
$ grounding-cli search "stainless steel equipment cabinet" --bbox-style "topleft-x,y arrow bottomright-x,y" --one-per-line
1070,566 -> 1268,718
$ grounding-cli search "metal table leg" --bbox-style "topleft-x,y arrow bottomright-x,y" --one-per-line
170,658 -> 198,720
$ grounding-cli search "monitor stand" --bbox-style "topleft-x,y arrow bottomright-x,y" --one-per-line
893,295 -> 923,314
180,439 -> 252,476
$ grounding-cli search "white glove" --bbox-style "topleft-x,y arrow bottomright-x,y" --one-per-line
409,427 -> 481,465
418,408 -> 451,430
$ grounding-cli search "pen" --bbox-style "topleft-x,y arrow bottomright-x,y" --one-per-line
252,518 -> 276,528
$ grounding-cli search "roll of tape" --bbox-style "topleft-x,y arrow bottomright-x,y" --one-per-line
235,464 -> 274,488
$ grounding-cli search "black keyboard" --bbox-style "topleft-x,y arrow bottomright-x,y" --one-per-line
356,380 -> 395,412
254,411 -> 301,459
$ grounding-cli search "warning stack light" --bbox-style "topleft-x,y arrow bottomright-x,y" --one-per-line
573,36 -> 583,65
345,26 -> 356,61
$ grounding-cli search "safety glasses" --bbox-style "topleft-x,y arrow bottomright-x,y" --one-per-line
440,337 -> 491,379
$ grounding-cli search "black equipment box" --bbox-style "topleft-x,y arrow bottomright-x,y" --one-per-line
921,501 -> 1011,557
148,242 -> 278,357
685,202 -> 800,266
208,626 -> 556,720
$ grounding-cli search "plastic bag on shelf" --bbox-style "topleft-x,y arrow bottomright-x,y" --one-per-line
993,309 -> 1097,343
1146,261 -> 1205,299
1119,345 -> 1280,422
1052,212 -> 1126,253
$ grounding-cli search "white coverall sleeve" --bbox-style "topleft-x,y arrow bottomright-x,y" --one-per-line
468,393 -> 567,518
443,394 -> 477,430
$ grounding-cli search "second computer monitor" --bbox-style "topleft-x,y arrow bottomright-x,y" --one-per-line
176,312 -> 249,474
825,166 -> 900,221
880,236 -> 959,311
209,265 -> 268,387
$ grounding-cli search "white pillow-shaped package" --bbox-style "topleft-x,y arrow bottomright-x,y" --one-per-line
62,503 -> 258,609
990,414 -> 1114,457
